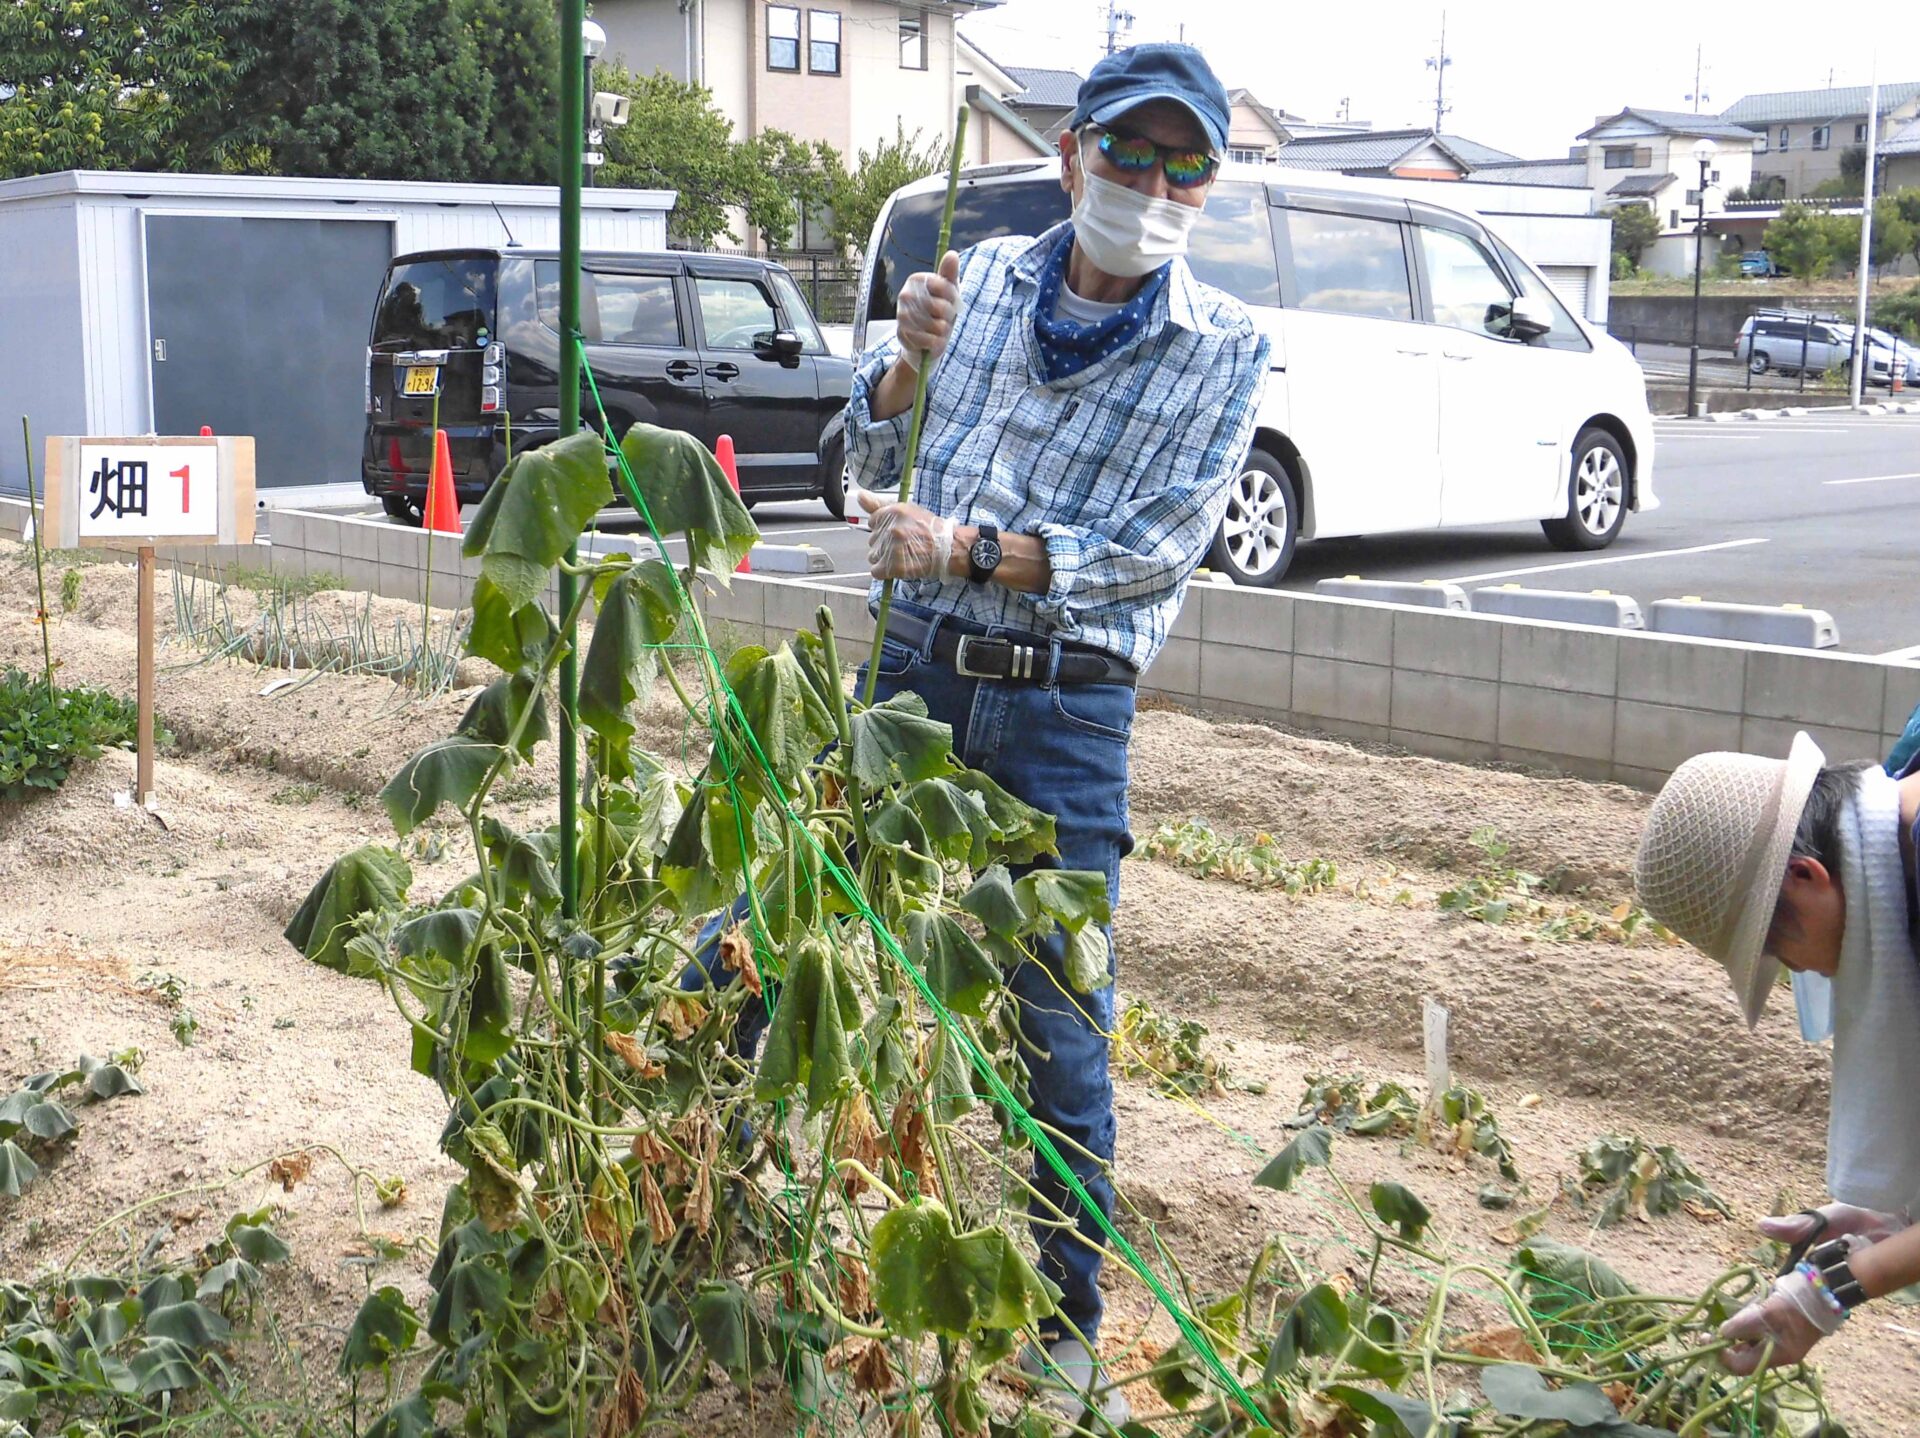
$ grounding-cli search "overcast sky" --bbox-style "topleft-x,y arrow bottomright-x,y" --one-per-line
958,1 -> 1920,159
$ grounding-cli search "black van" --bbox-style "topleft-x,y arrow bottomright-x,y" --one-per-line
362,248 -> 853,523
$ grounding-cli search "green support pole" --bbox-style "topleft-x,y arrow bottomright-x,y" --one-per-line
557,0 -> 585,925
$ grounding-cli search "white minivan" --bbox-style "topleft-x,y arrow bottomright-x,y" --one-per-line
854,160 -> 1657,585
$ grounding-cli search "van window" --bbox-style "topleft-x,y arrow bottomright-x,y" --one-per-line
1186,182 -> 1278,306
768,269 -> 829,352
1417,226 -> 1514,335
1283,210 -> 1413,320
373,257 -> 496,349
697,278 -> 782,350
1489,237 -> 1592,353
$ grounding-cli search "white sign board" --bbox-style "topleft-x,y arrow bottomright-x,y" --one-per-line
76,441 -> 219,539
43,436 -> 255,549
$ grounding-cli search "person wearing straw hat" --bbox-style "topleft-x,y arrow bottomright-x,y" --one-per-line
842,43 -> 1267,1426
1634,733 -> 1920,1373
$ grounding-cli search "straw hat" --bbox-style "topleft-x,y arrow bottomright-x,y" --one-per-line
1633,731 -> 1826,1027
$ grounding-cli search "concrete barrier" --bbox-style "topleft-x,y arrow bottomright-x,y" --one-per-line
749,543 -> 834,575
1471,585 -> 1645,629
1648,598 -> 1838,649
9,497 -> 1909,788
1314,577 -> 1468,610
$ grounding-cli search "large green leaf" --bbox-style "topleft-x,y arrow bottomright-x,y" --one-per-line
77,1056 -> 143,1101
144,1301 -> 231,1352
947,770 -> 1057,864
617,422 -> 758,579
898,778 -> 991,865
130,1337 -> 200,1398
1253,1125 -> 1334,1192
21,1099 -> 76,1144
959,864 -> 1039,939
1262,1282 -> 1349,1382
480,817 -> 562,906
1063,924 -> 1111,994
381,737 -> 505,837
1370,1181 -> 1433,1242
1017,869 -> 1112,934
0,1140 -> 39,1197
284,846 -> 413,974
229,1220 -> 290,1265
462,945 -> 516,1067
579,559 -> 679,743
1478,1364 -> 1617,1426
469,431 -> 613,609
868,1199 -> 1057,1339
904,910 -> 1000,1019
457,670 -> 551,761
720,644 -> 837,794
393,907 -> 485,968
427,1253 -> 508,1346
465,574 -> 555,673
849,692 -> 956,788
755,939 -> 861,1115
341,1287 -> 421,1374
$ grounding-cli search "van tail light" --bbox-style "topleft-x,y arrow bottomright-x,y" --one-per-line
481,386 -> 502,413
481,346 -> 505,413
484,342 -> 504,366
365,348 -> 374,413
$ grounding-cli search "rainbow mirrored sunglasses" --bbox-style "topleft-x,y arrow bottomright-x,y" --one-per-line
1086,124 -> 1220,189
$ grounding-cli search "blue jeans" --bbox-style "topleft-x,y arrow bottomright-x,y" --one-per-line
681,603 -> 1135,1344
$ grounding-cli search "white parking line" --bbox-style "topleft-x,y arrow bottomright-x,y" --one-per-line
1441,537 -> 1768,585
1822,471 -> 1920,487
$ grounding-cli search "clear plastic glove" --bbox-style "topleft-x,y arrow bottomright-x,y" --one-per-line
1759,1204 -> 1911,1254
1720,1272 -> 1844,1375
894,251 -> 961,372
858,490 -> 955,580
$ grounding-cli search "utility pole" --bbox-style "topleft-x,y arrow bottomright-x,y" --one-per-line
1103,0 -> 1135,56
1685,44 -> 1709,113
1425,11 -> 1452,133
1851,64 -> 1880,410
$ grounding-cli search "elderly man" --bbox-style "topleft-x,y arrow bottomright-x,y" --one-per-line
846,43 -> 1270,1424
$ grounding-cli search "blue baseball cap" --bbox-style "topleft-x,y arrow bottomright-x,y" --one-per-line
1067,44 -> 1232,156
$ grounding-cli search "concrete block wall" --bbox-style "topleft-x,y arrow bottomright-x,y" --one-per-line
11,498 -> 1914,788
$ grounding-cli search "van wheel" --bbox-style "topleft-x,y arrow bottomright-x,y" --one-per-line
1543,428 -> 1628,551
1207,450 -> 1298,586
1749,352 -> 1770,375
819,438 -> 846,520
382,494 -> 424,527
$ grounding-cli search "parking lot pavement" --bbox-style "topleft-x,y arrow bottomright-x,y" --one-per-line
312,410 -> 1920,658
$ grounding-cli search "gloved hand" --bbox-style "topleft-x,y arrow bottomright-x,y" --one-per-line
859,490 -> 955,580
1759,1204 -> 1911,1254
894,251 -> 961,371
1721,1270 -> 1845,1375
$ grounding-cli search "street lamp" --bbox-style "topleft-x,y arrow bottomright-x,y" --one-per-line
1685,138 -> 1718,419
582,19 -> 607,187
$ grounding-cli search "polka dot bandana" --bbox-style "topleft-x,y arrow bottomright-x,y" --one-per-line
1032,226 -> 1168,384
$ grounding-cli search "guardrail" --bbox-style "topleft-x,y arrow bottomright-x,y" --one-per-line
8,498 -> 1911,788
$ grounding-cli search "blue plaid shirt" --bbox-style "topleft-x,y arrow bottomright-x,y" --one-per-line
847,222 -> 1270,672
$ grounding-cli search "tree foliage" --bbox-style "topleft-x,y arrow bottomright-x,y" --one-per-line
1762,202 -> 1836,279
1897,187 -> 1920,270
826,123 -> 951,254
1607,203 -> 1660,268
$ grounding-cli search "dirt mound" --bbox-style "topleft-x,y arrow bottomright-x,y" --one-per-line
1129,709 -> 1650,897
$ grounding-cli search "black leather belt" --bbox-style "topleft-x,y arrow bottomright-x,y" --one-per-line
886,611 -> 1136,687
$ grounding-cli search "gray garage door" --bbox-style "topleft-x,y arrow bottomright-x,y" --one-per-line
146,215 -> 393,489
1539,264 -> 1592,322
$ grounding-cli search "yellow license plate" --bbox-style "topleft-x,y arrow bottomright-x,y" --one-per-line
403,366 -> 440,396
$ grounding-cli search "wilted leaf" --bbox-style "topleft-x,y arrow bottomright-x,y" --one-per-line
719,643 -> 837,794
1254,1125 -> 1334,1192
427,1254 -> 508,1345
1478,1364 -> 1617,1426
469,431 -> 613,608
1320,1384 -> 1454,1438
130,1337 -> 200,1397
868,1198 -> 1057,1339
959,864 -> 1038,939
380,737 -> 505,837
849,692 -> 955,788
480,817 -> 562,906
466,573 -> 554,673
21,1100 -> 76,1144
283,846 -> 412,973
229,1221 -> 290,1265
1370,1181 -> 1433,1242
618,423 -> 757,580
0,1140 -> 40,1197
393,907 -> 485,968
144,1301 -> 231,1352
690,1279 -> 768,1390
904,911 -> 1000,1019
1455,1327 -> 1542,1365
1017,869 -> 1112,934
364,1393 -> 437,1438
1263,1282 -> 1349,1381
579,560 -> 679,742
457,670 -> 551,761
755,939 -> 861,1115
1063,924 -> 1111,994
947,769 -> 1056,864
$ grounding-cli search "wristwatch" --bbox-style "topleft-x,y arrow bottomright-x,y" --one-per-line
1807,1238 -> 1870,1312
967,523 -> 1003,585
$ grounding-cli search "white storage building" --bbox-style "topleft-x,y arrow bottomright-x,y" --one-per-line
0,171 -> 675,500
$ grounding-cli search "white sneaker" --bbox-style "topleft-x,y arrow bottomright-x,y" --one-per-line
1017,1337 -> 1131,1429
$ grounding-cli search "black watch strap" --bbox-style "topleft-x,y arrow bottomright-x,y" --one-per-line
967,523 -> 1002,585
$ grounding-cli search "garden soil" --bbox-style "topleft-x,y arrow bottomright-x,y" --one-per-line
1,542 -> 1914,1434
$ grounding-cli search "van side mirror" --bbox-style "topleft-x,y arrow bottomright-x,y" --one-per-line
758,329 -> 806,366
1506,295 -> 1554,342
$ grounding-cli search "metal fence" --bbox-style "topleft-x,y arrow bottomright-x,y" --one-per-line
684,244 -> 863,325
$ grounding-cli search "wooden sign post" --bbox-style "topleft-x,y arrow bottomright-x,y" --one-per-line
42,435 -> 255,805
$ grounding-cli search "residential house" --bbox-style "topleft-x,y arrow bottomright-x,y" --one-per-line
1225,89 -> 1290,165
1722,82 -> 1920,198
1574,108 -> 1755,276
1468,157 -> 1589,188
1001,64 -> 1083,142
1883,115 -> 1920,193
592,2 -> 1044,176
1272,128 -> 1520,180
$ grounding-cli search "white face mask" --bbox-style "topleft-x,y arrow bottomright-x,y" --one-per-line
1070,160 -> 1202,279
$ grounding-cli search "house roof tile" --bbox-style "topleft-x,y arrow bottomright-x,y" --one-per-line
1003,66 -> 1085,110
1273,127 -> 1518,172
1722,82 -> 1920,125
1579,108 -> 1757,142
1608,172 -> 1678,197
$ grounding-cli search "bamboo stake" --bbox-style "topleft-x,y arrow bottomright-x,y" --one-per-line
20,418 -> 53,700
861,104 -> 969,706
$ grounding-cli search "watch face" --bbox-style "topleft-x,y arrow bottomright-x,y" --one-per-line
970,537 -> 1002,570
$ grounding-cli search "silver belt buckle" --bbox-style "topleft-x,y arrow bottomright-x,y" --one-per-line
953,635 -> 1039,680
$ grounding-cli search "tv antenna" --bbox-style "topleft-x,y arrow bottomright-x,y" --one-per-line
1425,11 -> 1452,132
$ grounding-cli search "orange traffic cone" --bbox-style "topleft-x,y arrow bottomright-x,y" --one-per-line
715,434 -> 749,573
423,429 -> 461,534
199,425 -> 213,436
